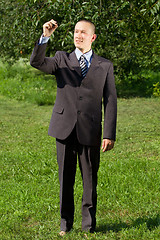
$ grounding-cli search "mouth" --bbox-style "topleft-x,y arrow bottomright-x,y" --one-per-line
75,39 -> 83,43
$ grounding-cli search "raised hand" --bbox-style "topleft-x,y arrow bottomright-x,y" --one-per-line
43,19 -> 58,37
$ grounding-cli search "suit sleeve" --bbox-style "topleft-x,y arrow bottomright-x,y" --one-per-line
30,40 -> 60,75
103,62 -> 117,141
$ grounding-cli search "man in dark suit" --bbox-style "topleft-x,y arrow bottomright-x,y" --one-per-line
30,19 -> 117,236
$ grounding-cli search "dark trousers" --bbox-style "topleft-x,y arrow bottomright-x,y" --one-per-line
56,127 -> 100,232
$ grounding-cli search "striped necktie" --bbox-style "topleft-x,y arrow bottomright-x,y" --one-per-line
79,55 -> 88,77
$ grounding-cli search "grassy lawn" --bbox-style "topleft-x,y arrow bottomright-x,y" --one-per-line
0,95 -> 160,239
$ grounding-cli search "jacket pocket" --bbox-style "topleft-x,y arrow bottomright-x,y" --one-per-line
53,105 -> 64,114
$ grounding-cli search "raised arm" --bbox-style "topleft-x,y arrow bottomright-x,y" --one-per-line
30,19 -> 59,75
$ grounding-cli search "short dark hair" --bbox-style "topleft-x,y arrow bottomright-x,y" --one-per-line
76,19 -> 96,34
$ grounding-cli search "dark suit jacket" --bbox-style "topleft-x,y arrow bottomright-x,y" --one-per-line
30,42 -> 117,146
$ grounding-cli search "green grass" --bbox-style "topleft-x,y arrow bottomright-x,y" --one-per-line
0,95 -> 160,239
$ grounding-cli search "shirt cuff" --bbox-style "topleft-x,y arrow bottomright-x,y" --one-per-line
38,34 -> 50,45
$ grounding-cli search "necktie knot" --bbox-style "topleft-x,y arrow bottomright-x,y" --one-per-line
80,55 -> 85,61
79,55 -> 88,77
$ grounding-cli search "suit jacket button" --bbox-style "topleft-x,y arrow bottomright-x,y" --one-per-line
79,96 -> 83,100
77,110 -> 81,115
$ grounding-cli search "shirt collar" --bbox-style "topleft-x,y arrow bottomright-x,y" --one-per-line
75,48 -> 93,63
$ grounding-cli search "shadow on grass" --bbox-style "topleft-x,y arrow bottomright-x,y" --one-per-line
96,214 -> 160,233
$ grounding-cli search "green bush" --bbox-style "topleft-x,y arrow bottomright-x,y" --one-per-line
153,82 -> 160,97
0,59 -> 159,101
0,59 -> 57,105
116,71 -> 160,98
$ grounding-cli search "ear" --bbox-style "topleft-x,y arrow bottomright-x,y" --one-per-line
91,34 -> 97,43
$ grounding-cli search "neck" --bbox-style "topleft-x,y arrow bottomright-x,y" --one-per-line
78,48 -> 92,54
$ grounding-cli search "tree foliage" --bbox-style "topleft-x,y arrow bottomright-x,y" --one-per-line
0,0 -> 160,96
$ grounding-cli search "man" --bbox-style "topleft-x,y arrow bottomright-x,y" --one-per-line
30,19 -> 117,236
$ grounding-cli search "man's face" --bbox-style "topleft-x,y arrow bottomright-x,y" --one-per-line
74,21 -> 96,53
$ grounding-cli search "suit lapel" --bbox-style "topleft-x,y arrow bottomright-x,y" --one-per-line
69,51 -> 82,76
86,53 -> 101,78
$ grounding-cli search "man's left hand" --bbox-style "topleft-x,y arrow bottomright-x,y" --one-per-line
101,139 -> 115,152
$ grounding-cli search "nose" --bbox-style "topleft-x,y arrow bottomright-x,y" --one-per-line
76,32 -> 81,38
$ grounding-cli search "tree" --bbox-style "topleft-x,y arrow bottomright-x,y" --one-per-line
0,0 -> 159,96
